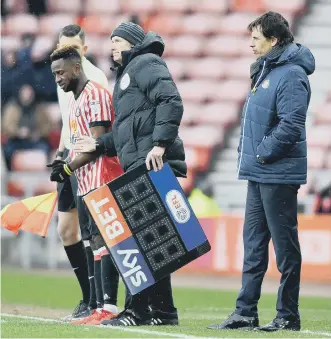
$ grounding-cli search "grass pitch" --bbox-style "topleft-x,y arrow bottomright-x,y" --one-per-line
1,270 -> 331,338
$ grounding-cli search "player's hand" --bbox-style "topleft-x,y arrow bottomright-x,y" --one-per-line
47,160 -> 73,183
72,136 -> 97,153
146,146 -> 165,171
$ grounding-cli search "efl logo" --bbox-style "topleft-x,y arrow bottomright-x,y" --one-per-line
84,185 -> 131,248
166,189 -> 190,224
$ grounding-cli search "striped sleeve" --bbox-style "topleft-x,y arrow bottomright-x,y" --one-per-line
87,87 -> 112,128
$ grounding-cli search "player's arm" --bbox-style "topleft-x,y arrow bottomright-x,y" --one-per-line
68,126 -> 108,171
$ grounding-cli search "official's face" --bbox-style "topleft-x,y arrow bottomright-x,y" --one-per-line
250,26 -> 277,58
58,35 -> 88,57
111,36 -> 133,65
51,58 -> 81,93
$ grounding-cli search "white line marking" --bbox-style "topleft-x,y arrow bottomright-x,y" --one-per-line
3,313 -> 331,338
1,313 -> 219,339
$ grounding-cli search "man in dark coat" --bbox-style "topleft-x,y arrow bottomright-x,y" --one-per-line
73,22 -> 186,326
208,12 -> 315,332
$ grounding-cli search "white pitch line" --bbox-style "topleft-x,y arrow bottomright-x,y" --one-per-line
301,330 -> 331,337
1,313 -> 220,339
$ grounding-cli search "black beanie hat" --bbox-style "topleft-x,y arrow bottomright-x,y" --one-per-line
111,22 -> 145,46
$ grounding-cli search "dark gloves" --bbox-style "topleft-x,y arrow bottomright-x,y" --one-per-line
46,160 -> 73,183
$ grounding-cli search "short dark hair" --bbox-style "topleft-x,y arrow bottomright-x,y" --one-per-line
248,11 -> 294,47
50,45 -> 82,64
59,24 -> 85,44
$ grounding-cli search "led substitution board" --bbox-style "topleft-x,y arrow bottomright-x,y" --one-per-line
84,163 -> 211,295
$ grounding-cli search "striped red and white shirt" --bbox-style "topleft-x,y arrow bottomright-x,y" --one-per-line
68,80 -> 123,196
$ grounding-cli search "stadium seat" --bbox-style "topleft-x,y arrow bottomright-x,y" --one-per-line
307,126 -> 331,148
84,35 -> 105,57
180,125 -> 224,149
48,0 -> 83,13
181,14 -> 221,35
313,103 -> 331,125
211,80 -> 250,103
121,0 -> 158,14
307,147 -> 326,169
181,103 -> 201,126
1,36 -> 21,52
146,15 -> 183,36
195,102 -> 240,128
86,0 -> 120,15
178,168 -> 195,194
264,0 -> 306,16
170,35 -> 202,57
80,15 -> 115,35
5,14 -> 39,35
165,58 -> 187,80
97,57 -> 112,79
44,103 -> 62,124
185,147 -> 201,170
219,13 -> 257,35
39,14 -> 77,35
231,0 -> 265,13
177,80 -> 215,103
192,0 -> 228,14
205,36 -> 248,57
11,150 -> 48,172
326,151 -> 331,169
5,0 -> 27,14
31,36 -> 55,61
186,58 -> 226,80
225,57 -> 254,79
158,0 -> 192,13
7,179 -> 25,197
33,180 -> 57,196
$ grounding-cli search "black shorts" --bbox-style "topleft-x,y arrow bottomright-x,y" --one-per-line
57,149 -> 78,212
77,194 -> 101,241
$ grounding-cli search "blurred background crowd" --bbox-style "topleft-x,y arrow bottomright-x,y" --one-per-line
1,0 -> 330,225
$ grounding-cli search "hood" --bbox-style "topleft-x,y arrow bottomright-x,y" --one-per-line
277,43 -> 315,75
115,32 -> 165,71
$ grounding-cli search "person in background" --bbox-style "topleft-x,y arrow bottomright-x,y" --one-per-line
314,183 -> 331,214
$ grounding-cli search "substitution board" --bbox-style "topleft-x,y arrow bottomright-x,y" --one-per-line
84,163 -> 211,295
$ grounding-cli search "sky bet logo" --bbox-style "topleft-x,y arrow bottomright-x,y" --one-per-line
84,185 -> 155,293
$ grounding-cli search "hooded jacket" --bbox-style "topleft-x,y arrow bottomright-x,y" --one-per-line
237,43 -> 315,184
99,32 -> 186,177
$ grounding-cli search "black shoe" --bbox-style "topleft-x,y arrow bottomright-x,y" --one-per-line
207,312 -> 259,330
256,317 -> 301,332
62,300 -> 90,322
101,309 -> 152,326
150,309 -> 179,326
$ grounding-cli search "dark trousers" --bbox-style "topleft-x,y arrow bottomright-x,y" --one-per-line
125,275 -> 176,317
235,181 -> 302,320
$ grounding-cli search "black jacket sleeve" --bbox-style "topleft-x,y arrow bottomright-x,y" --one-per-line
96,132 -> 117,157
134,56 -> 183,146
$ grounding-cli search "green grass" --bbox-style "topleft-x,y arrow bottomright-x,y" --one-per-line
1,270 -> 331,338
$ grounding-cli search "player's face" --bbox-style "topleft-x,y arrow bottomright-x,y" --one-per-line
111,36 -> 133,64
51,58 -> 80,92
250,26 -> 277,58
58,35 -> 87,57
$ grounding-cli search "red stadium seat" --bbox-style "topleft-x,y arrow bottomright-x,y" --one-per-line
80,15 -> 114,35
181,14 -> 221,35
307,147 -> 326,169
11,150 -> 48,172
177,80 -> 215,103
307,126 -> 331,148
48,0 -> 83,13
264,0 -> 306,16
185,147 -> 201,170
31,36 -> 55,61
186,58 -> 226,80
97,57 -> 112,79
165,58 -> 187,80
44,103 -> 62,124
147,15 -> 183,36
121,0 -> 158,14
326,152 -> 331,169
158,0 -> 191,13
169,35 -> 202,57
5,14 -> 39,35
219,13 -> 257,35
231,0 -> 265,13
7,179 -> 25,197
195,102 -> 240,128
178,168 -> 196,194
5,0 -> 28,14
205,36 -> 248,57
39,14 -> 77,35
314,103 -> 331,125
180,125 -> 224,148
181,103 -> 201,126
1,36 -> 20,52
211,80 -> 250,103
33,180 -> 57,196
225,57 -> 254,79
86,0 -> 120,15
192,0 -> 228,14
84,35 -> 106,56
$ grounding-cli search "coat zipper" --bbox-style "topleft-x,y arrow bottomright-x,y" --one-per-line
237,60 -> 266,177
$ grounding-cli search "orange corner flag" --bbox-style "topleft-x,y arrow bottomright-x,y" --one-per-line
1,192 -> 57,237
